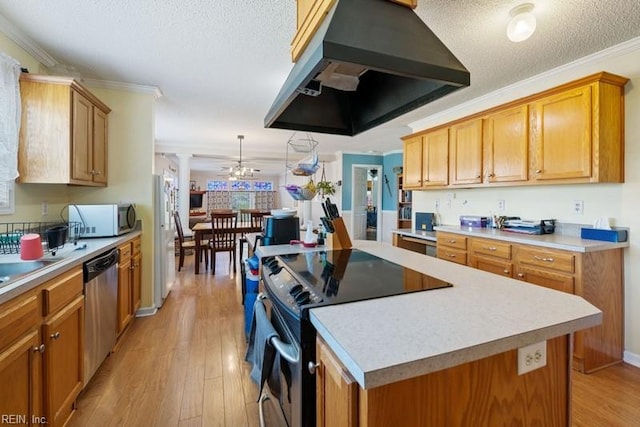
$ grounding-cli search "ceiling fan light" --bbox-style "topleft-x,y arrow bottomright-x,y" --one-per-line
507,3 -> 536,42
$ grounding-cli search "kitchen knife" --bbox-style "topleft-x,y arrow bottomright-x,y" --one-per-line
321,200 -> 331,219
321,216 -> 335,233
326,197 -> 339,219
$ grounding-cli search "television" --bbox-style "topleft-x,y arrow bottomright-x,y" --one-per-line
189,192 -> 204,210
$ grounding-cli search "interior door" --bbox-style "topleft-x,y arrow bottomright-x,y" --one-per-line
351,166 -> 368,240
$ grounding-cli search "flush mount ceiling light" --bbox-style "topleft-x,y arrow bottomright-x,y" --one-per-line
507,3 -> 537,42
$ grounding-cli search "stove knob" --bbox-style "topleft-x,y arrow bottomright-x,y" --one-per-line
289,284 -> 304,297
294,291 -> 311,305
268,266 -> 282,276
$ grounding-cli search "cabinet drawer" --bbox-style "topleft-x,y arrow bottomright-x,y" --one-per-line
437,232 -> 467,250
471,256 -> 513,277
132,238 -> 141,255
516,266 -> 575,294
437,247 -> 467,265
517,247 -> 575,273
42,268 -> 83,316
0,293 -> 39,350
470,238 -> 511,260
119,242 -> 132,261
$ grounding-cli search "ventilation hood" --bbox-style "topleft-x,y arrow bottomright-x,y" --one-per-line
264,0 -> 470,136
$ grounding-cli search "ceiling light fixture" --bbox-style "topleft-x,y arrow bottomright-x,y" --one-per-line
507,3 -> 536,42
228,135 -> 253,180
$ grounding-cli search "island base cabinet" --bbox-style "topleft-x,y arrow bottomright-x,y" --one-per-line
319,335 -> 570,426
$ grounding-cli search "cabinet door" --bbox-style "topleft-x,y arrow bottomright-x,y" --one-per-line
131,252 -> 142,314
117,259 -> 133,335
43,295 -> 83,427
450,119 -> 483,185
484,105 -> 528,183
71,91 -> 94,183
92,108 -> 108,184
0,330 -> 43,426
515,266 -> 575,294
403,136 -> 423,188
423,128 -> 449,187
532,86 -> 592,180
316,338 -> 358,427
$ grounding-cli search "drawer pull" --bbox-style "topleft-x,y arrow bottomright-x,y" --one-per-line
484,246 -> 497,251
533,256 -> 555,262
447,239 -> 457,244
447,253 -> 456,258
50,332 -> 61,340
33,344 -> 45,354
517,273 -> 525,278
503,269 -> 510,274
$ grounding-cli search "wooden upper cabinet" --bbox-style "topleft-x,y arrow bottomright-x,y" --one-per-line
530,74 -> 627,183
291,0 -> 336,62
483,105 -> 529,183
389,0 -> 418,8
18,74 -> 110,186
449,119 -> 483,185
531,86 -> 592,181
402,136 -> 423,189
423,128 -> 449,187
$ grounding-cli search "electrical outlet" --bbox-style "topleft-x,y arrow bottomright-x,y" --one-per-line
435,199 -> 440,209
446,199 -> 452,209
517,341 -> 547,375
41,201 -> 48,216
573,200 -> 584,215
497,199 -> 506,212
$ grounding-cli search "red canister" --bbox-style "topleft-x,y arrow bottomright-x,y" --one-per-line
20,233 -> 44,260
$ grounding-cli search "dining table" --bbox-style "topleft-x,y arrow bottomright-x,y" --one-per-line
191,221 -> 258,274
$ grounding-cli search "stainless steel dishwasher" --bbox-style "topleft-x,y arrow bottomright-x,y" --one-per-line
83,247 -> 119,387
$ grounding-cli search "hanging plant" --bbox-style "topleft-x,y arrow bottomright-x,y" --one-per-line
316,161 -> 336,198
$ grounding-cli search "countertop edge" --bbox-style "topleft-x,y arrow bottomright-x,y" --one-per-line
0,231 -> 142,305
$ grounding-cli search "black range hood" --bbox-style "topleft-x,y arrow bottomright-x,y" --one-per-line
264,0 -> 470,136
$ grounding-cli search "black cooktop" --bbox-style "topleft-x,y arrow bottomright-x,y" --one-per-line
268,249 -> 451,311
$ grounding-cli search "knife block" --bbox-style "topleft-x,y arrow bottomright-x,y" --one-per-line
328,217 -> 352,250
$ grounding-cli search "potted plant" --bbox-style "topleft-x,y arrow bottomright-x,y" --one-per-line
316,180 -> 336,198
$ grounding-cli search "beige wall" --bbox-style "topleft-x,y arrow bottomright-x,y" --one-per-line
1,35 -> 157,311
409,41 -> 640,362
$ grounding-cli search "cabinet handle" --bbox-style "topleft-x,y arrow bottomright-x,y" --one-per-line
129,265 -> 135,270
32,344 -> 45,354
533,256 -> 555,262
483,246 -> 497,251
447,253 -> 456,258
447,239 -> 456,243
50,332 -> 61,340
535,169 -> 542,174
95,171 -> 101,176
517,273 -> 525,278
503,270 -> 510,274
489,173 -> 495,178
308,361 -> 320,375
476,174 -> 481,179
90,169 -> 96,175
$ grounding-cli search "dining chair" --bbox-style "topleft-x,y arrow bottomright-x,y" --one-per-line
209,212 -> 238,274
238,209 -> 266,259
174,211 -> 208,272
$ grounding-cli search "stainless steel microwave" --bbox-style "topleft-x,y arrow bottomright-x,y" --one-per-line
69,203 -> 137,237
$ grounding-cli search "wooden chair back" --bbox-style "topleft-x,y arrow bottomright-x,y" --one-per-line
249,211 -> 267,232
210,212 -> 237,250
174,211 -> 186,244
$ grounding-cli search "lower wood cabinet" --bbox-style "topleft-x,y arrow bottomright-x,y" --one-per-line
0,266 -> 84,427
436,231 -> 623,373
316,335 -> 570,426
117,237 -> 142,336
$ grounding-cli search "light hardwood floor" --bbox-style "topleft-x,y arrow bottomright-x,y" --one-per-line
69,254 -> 640,427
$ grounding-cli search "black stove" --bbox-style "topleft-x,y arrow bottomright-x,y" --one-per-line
260,249 -> 452,427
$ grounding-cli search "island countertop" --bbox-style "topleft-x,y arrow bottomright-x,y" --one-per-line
309,240 -> 601,390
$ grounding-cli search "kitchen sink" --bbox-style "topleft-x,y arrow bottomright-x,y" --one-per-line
0,259 -> 60,288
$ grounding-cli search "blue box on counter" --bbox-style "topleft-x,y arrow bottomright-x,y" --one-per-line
580,227 -> 628,242
460,216 -> 488,228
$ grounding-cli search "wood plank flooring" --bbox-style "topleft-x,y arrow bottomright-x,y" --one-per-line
69,254 -> 640,427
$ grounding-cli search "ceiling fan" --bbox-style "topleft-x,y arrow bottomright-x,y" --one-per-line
225,135 -> 260,180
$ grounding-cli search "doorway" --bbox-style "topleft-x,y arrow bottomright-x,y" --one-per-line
351,165 -> 382,241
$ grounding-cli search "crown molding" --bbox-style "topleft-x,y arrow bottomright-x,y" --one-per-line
0,13 -> 58,67
83,78 -> 163,98
410,35 -> 640,131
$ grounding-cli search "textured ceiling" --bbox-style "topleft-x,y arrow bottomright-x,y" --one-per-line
1,0 -> 639,174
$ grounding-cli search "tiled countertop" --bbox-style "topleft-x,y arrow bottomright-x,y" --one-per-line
392,225 -> 628,252
0,231 -> 142,305
309,240 -> 601,390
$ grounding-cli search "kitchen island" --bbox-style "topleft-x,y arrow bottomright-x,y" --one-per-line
309,240 -> 601,426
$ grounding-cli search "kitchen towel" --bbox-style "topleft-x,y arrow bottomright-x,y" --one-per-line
245,297 -> 279,400
0,53 -> 21,183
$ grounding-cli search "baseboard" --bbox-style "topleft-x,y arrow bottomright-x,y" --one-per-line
624,350 -> 640,368
135,305 -> 158,317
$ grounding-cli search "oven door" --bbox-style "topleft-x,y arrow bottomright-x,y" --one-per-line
259,298 -> 302,427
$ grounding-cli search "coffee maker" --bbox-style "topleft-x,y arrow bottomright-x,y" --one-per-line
262,216 -> 300,245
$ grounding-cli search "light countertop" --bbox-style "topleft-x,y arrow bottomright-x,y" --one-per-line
309,240 -> 601,390
245,232 -> 327,258
0,231 -> 142,305
392,226 -> 628,252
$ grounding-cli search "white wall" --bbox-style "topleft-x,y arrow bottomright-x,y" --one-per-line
409,37 -> 640,364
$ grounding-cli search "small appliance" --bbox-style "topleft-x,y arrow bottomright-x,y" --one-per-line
415,212 -> 435,231
262,216 -> 300,246
69,203 -> 136,237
